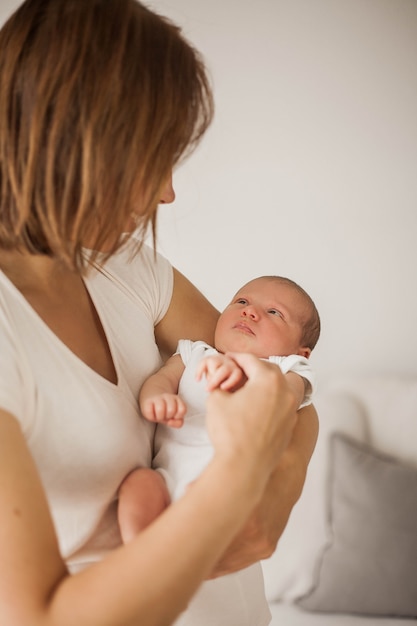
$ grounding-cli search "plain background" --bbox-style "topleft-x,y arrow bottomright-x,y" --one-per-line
1,0 -> 416,385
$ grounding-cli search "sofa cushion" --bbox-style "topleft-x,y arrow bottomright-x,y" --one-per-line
328,377 -> 417,467
297,434 -> 417,617
269,600 -> 417,626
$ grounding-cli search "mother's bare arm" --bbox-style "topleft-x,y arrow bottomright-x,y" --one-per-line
0,407 -> 263,626
155,268 -> 219,358
0,354 -> 298,626
209,403 -> 319,577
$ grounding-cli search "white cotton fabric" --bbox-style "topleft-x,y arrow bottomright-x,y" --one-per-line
0,240 -> 173,571
154,340 -> 314,626
266,354 -> 314,409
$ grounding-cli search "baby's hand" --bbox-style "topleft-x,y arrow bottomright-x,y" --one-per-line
140,393 -> 186,428
196,354 -> 247,392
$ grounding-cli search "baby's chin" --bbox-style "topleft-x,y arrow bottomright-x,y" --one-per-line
214,338 -> 268,359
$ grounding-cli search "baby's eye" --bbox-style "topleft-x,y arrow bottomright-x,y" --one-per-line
236,298 -> 248,305
268,308 -> 283,317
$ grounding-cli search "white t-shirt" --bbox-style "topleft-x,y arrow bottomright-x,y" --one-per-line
0,240 -> 173,571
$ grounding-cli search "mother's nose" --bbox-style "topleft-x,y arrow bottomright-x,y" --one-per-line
159,172 -> 176,204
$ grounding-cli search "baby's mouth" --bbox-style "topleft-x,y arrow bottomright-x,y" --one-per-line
233,322 -> 255,335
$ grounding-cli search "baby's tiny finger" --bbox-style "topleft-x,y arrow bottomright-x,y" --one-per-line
153,398 -> 168,421
220,368 -> 242,390
166,417 -> 184,429
205,366 -> 228,391
164,396 -> 179,419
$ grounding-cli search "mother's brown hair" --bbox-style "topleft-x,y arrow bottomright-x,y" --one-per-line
0,0 -> 213,270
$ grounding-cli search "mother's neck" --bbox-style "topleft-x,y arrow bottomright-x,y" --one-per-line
0,249 -> 76,293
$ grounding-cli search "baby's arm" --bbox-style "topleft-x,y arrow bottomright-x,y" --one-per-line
285,372 -> 309,409
196,353 -> 247,392
268,354 -> 313,410
139,354 -> 186,428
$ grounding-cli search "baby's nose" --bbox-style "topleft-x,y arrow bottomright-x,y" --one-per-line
242,307 -> 258,320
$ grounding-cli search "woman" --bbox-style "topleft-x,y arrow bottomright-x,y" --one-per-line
0,1 -> 318,625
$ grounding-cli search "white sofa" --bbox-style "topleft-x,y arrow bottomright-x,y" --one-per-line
262,375 -> 417,625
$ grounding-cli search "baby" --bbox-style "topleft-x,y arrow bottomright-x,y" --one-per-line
118,274 -> 320,542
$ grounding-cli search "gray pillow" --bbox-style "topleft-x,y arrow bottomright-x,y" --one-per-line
297,433 -> 417,617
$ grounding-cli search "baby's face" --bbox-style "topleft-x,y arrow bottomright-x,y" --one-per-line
214,278 -> 311,359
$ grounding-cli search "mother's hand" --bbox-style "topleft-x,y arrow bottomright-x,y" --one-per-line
206,353 -> 298,477
206,358 -> 319,578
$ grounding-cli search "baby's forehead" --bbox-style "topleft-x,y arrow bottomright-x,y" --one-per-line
233,277 -> 310,317
236,277 -> 291,296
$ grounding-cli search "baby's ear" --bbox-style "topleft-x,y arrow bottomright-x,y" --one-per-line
298,346 -> 311,359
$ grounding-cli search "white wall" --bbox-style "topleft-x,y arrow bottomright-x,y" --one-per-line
2,0 -> 417,384
147,0 -> 417,384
